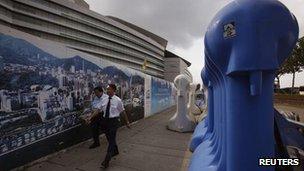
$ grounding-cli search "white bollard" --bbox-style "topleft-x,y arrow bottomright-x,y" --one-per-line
167,74 -> 196,132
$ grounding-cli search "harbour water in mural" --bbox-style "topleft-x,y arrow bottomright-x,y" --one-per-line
0,26 -> 145,156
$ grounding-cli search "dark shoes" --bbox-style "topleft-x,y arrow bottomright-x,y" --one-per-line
100,147 -> 119,169
100,160 -> 109,169
113,148 -> 119,157
89,143 -> 100,149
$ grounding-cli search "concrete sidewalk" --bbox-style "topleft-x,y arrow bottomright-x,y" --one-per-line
18,107 -> 192,171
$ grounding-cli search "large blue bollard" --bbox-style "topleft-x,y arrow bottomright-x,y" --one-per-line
189,0 -> 299,170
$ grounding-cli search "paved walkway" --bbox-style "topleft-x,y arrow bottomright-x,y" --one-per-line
18,107 -> 192,171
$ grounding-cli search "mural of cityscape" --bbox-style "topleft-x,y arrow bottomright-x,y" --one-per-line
0,31 -> 145,156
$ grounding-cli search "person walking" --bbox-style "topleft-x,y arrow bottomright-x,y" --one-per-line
91,84 -> 130,168
86,86 -> 108,149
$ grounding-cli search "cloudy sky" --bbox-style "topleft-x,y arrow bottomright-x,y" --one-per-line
86,0 -> 304,88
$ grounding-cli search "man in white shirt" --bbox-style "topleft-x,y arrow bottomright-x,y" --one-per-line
91,84 -> 130,168
87,86 -> 108,149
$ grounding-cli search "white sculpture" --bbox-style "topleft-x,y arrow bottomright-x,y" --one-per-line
196,87 -> 208,122
167,74 -> 196,132
188,84 -> 200,115
188,84 -> 207,123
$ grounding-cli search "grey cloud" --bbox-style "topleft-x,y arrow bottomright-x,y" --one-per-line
86,0 -> 303,49
86,0 -> 231,49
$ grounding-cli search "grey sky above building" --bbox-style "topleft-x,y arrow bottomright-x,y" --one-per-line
85,0 -> 304,49
86,0 -> 304,87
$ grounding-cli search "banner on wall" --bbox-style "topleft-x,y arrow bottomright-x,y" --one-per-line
150,77 -> 176,115
0,25 -> 145,156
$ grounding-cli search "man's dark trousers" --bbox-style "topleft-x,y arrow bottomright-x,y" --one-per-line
90,114 -> 102,145
104,117 -> 120,162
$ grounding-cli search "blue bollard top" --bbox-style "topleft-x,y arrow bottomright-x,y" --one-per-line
204,0 -> 299,75
200,67 -> 209,88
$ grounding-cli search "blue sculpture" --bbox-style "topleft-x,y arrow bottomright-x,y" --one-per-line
189,0 -> 299,170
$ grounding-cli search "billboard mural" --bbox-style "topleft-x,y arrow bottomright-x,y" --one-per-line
150,77 -> 176,115
0,26 -> 145,157
144,75 -> 152,117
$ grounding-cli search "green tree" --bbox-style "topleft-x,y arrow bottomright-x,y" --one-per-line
275,62 -> 288,88
279,37 -> 304,94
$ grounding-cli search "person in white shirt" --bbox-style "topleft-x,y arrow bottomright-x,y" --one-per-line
91,84 -> 130,168
87,86 -> 108,149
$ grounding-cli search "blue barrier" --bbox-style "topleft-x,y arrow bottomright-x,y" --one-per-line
274,110 -> 304,170
189,0 -> 299,170
275,110 -> 304,152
